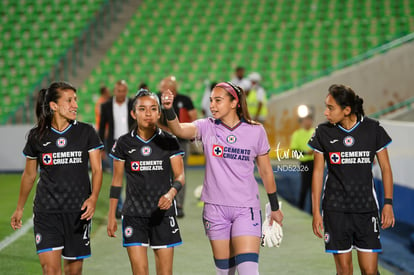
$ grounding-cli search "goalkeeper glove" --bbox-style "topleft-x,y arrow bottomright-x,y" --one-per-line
261,202 -> 283,247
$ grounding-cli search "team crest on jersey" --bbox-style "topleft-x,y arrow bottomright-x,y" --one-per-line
42,153 -> 53,165
56,137 -> 67,148
131,161 -> 140,171
124,226 -> 133,238
35,233 -> 42,244
212,145 -> 224,158
343,136 -> 355,147
324,232 -> 330,243
329,152 -> 341,164
226,135 -> 237,144
141,146 -> 152,156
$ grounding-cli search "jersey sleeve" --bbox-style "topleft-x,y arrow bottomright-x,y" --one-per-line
376,122 -> 392,152
257,125 -> 271,155
307,127 -> 323,153
169,136 -> 185,158
192,118 -> 209,140
109,137 -> 126,161
22,133 -> 37,159
86,124 -> 104,152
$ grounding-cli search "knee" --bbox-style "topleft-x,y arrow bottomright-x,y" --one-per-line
360,266 -> 378,275
336,263 -> 353,275
63,265 -> 82,275
42,263 -> 62,275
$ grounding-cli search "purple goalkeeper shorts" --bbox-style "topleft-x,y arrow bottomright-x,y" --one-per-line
202,203 -> 262,240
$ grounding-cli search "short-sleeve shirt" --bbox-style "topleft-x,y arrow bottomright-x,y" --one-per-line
110,128 -> 184,217
308,117 -> 392,212
193,118 -> 270,209
23,121 -> 103,213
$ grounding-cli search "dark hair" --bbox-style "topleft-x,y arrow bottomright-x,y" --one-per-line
132,88 -> 160,111
328,84 -> 365,119
220,82 -> 256,124
29,81 -> 76,141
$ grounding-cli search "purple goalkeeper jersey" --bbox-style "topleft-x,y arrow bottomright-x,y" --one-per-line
193,118 -> 270,209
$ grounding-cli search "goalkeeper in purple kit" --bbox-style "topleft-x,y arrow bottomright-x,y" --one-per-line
161,82 -> 283,275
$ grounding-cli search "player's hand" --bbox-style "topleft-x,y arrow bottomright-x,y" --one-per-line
81,196 -> 97,220
261,202 -> 283,247
312,212 -> 324,238
11,209 -> 24,230
161,89 -> 174,110
107,215 -> 118,237
381,204 -> 395,229
158,193 -> 173,210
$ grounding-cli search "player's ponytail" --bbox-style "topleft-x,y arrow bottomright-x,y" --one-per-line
328,84 -> 365,120
354,95 -> 365,119
28,82 -> 76,141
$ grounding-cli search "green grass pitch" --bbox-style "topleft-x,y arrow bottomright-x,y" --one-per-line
0,171 -> 393,274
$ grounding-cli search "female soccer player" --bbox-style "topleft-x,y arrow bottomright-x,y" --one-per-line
11,81 -> 103,275
107,89 -> 184,275
161,82 -> 283,275
309,84 -> 395,275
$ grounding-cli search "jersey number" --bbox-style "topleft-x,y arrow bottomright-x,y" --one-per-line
372,217 -> 379,233
83,223 -> 91,240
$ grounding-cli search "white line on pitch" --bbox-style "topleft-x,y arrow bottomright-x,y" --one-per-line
0,219 -> 33,251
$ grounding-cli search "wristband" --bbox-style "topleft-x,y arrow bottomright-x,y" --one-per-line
164,108 -> 177,121
172,181 -> 182,193
384,198 -> 393,206
267,192 -> 280,211
109,186 -> 122,199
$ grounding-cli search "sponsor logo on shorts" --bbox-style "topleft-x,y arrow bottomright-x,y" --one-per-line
56,137 -> 67,148
226,135 -> 237,144
35,233 -> 42,245
343,136 -> 355,147
172,228 -> 179,234
124,226 -> 133,238
324,232 -> 330,243
253,223 -> 259,227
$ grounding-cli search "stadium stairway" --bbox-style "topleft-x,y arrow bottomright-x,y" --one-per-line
67,0 -> 143,88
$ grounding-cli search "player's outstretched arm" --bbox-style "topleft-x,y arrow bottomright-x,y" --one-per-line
81,149 -> 103,221
107,160 -> 124,237
311,152 -> 324,238
11,158 -> 37,230
376,148 -> 395,229
160,89 -> 197,140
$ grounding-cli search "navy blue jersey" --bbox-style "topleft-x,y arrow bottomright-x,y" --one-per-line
308,117 -> 391,212
23,121 -> 103,213
110,128 -> 184,217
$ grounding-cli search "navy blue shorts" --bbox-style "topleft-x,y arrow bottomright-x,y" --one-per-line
323,210 -> 381,253
33,211 -> 91,259
122,215 -> 182,249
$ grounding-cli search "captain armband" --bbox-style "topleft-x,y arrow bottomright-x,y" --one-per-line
109,186 -> 122,199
